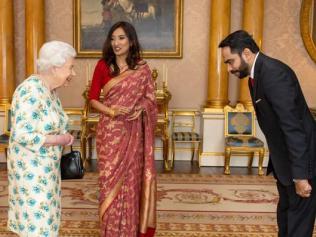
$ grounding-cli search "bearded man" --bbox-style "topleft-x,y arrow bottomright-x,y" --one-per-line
219,30 -> 316,237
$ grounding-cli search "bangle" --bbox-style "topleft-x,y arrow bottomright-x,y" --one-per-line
109,109 -> 115,117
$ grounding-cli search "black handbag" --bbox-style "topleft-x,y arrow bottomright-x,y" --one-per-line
60,146 -> 84,180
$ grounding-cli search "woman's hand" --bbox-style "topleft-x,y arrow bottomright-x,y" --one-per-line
64,133 -> 75,146
56,133 -> 74,146
45,133 -> 74,146
109,105 -> 130,118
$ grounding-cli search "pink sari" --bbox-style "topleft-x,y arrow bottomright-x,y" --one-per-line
96,64 -> 157,237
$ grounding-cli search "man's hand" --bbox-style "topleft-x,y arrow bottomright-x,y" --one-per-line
294,179 -> 312,198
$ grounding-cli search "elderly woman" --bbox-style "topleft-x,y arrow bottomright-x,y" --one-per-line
7,41 -> 76,237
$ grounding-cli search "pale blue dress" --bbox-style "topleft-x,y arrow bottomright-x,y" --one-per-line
7,76 -> 68,237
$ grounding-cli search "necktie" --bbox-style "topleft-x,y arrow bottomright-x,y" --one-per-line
249,77 -> 254,87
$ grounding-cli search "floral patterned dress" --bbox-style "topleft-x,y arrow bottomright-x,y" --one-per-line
7,76 -> 68,237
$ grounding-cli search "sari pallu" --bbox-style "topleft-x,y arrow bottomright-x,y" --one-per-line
96,64 -> 157,237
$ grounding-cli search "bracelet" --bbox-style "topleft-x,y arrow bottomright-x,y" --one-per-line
109,109 -> 115,117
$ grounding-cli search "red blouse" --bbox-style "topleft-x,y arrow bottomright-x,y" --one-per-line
88,59 -> 112,101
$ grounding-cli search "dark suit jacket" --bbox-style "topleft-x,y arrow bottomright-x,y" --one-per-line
249,53 -> 316,186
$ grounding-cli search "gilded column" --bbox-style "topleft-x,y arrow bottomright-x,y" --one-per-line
0,0 -> 15,103
239,0 -> 264,107
25,0 -> 45,77
205,0 -> 231,110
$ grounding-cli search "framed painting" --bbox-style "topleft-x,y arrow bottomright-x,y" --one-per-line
301,0 -> 316,63
73,0 -> 183,58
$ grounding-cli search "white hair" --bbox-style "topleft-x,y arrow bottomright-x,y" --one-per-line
37,41 -> 77,72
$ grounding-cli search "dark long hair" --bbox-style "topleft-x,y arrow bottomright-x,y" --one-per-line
102,21 -> 142,77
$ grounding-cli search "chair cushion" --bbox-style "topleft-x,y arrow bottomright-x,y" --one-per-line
227,112 -> 252,135
172,132 -> 200,141
0,134 -> 9,144
225,136 -> 264,147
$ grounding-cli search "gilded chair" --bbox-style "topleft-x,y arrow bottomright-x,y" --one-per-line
81,84 -> 103,167
170,111 -> 201,169
223,103 -> 265,175
152,69 -> 172,170
0,103 -> 11,159
81,70 -> 172,170
64,108 -> 84,158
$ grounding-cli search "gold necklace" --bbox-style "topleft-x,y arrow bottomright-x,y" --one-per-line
118,64 -> 129,74
118,64 -> 128,70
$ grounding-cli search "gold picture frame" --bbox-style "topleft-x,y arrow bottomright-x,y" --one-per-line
300,0 -> 316,63
3,103 -> 11,135
73,0 -> 183,58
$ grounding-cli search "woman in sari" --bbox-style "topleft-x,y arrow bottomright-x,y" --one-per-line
89,21 -> 157,237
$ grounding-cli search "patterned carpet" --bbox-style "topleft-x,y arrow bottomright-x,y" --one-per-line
0,171 -> 284,236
